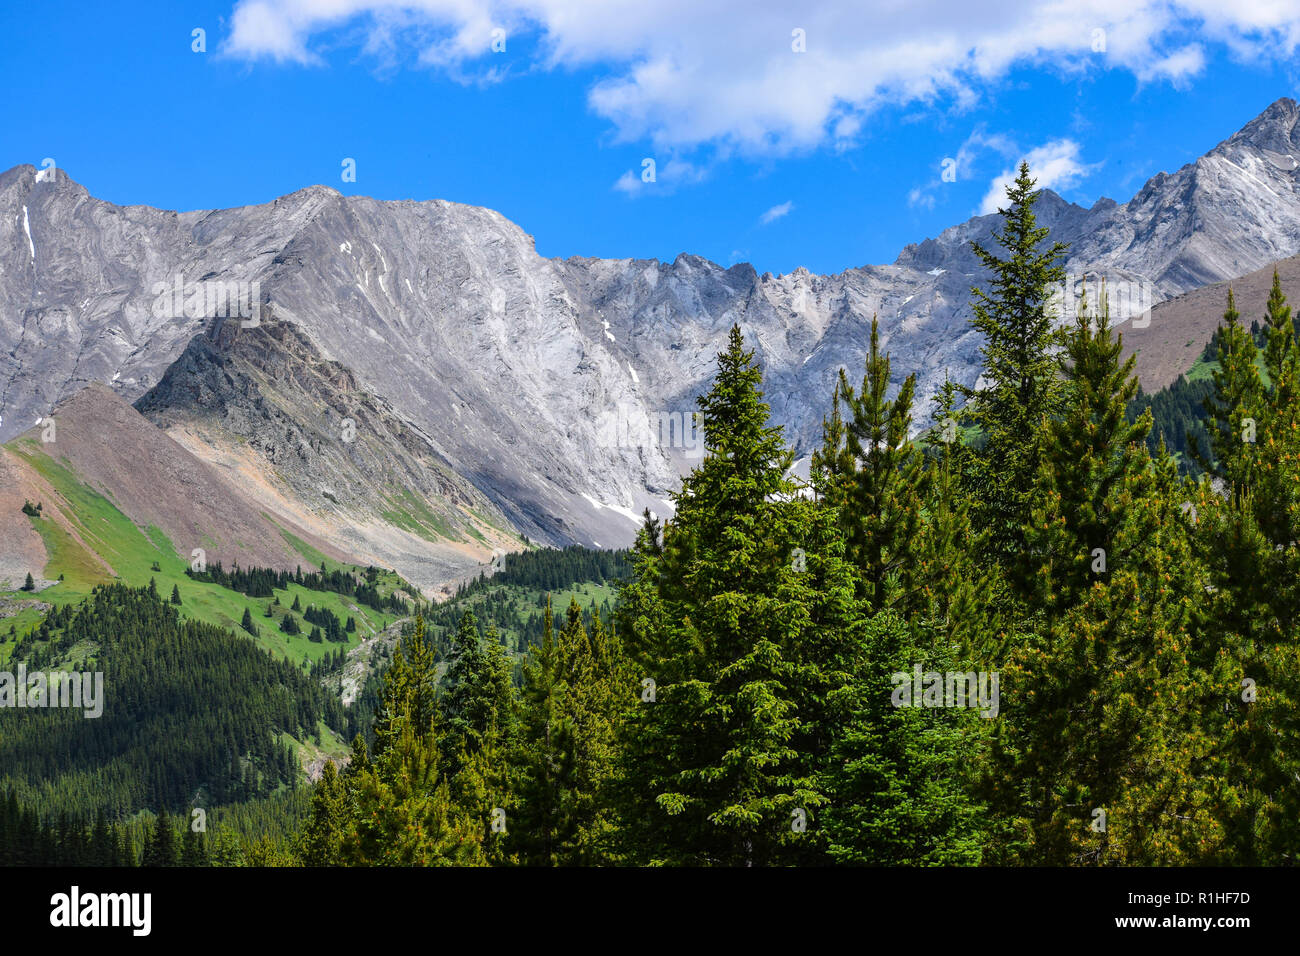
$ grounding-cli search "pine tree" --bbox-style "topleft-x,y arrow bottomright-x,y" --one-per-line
1193,288 -> 1263,487
816,314 -> 929,613
180,822 -> 207,866
300,614 -> 485,865
21,573 -> 33,592
512,596 -> 575,865
439,612 -> 494,771
170,584 -> 182,605
916,376 -> 996,654
988,290 -> 1223,864
340,717 -> 483,866
240,607 -> 257,636
1252,271 -> 1300,548
614,326 -> 860,865
1025,286 -> 1152,618
964,160 -> 1069,574
822,609 -> 986,864
367,614 -> 440,758
1191,274 -> 1300,863
298,761 -> 347,866
142,808 -> 178,867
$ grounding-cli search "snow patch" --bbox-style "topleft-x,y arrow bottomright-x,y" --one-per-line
628,363 -> 639,383
22,207 -> 34,260
339,241 -> 352,255
580,492 -> 641,526
366,327 -> 385,343
927,267 -> 946,276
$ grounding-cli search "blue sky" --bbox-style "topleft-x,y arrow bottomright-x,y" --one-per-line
3,1 -> 1298,275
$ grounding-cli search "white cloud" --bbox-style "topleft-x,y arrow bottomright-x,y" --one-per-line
979,139 -> 1098,214
224,1 -> 1300,153
908,187 -> 936,210
613,155 -> 709,196
760,200 -> 794,224
909,125 -> 1019,209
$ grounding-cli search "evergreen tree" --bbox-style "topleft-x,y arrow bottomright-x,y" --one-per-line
439,612 -> 494,770
170,584 -> 182,605
300,615 -> 485,865
512,596 -> 575,865
142,808 -> 178,867
615,326 -> 861,865
816,315 -> 929,613
1193,288 -> 1263,487
1025,287 -> 1152,618
916,377 -> 996,654
822,610 -> 986,864
298,761 -> 347,866
180,822 -> 207,866
964,161 -> 1069,574
988,291 -> 1222,864
1191,276 -> 1300,863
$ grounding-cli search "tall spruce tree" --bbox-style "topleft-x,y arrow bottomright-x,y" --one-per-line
615,326 -> 875,865
300,614 -> 484,865
964,161 -> 1069,576
512,596 -> 576,865
298,761 -> 347,866
988,290 -> 1222,864
1025,286 -> 1152,618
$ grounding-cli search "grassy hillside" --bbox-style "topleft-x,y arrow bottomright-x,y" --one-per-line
2,444 -> 414,671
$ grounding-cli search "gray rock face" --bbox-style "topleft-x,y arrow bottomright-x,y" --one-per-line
135,317 -> 520,594
3,98 -> 1300,548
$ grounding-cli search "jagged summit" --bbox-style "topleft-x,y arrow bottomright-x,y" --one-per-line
2,96 -> 1299,551
1228,96 -> 1300,152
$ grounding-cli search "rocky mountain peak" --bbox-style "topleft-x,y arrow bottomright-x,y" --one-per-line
1229,96 -> 1300,153
5,98 -> 1300,551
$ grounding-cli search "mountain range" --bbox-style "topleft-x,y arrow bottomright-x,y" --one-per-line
4,97 -> 1300,592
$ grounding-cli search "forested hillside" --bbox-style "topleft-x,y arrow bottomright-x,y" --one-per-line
1129,318 -> 1277,477
5,164 -> 1300,868
0,583 -> 344,816
289,164 -> 1300,866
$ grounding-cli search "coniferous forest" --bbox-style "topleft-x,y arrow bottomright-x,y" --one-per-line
289,165 -> 1300,867
4,166 -> 1299,871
